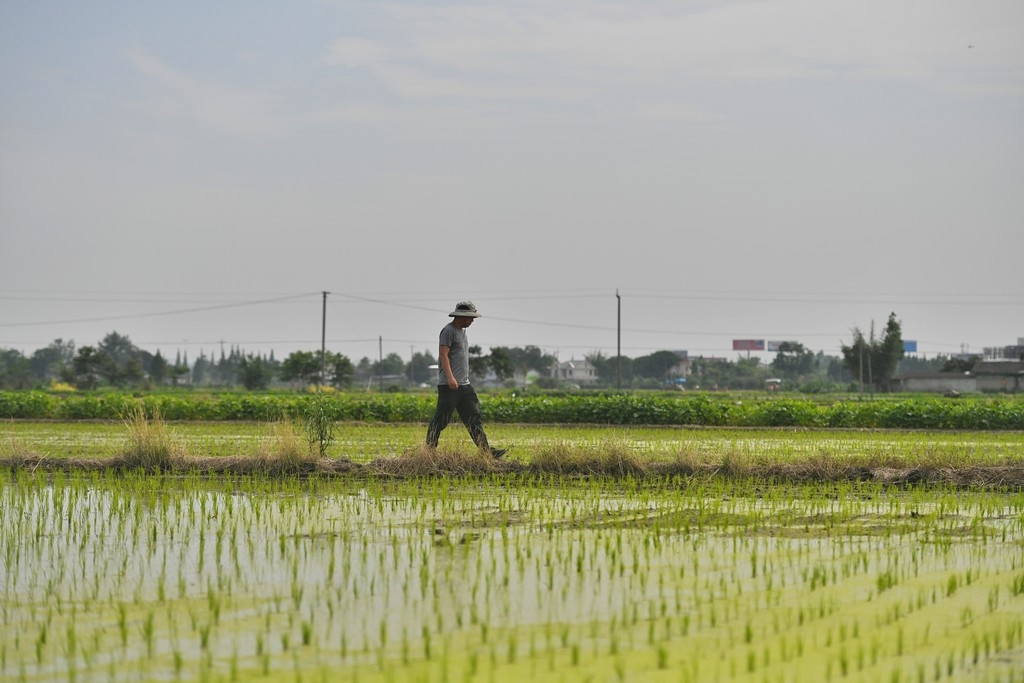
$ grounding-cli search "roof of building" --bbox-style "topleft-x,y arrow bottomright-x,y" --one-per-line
894,372 -> 973,381
972,362 -> 1024,376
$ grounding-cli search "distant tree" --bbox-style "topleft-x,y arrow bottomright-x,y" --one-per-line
239,354 -> 272,390
690,356 -> 768,390
170,359 -> 191,386
372,352 -> 406,377
28,348 -> 58,383
770,342 -> 816,381
730,356 -> 769,390
122,357 -> 144,386
215,347 -> 242,386
192,352 -> 212,385
488,347 -> 514,382
840,312 -> 905,392
30,339 -> 75,383
71,346 -> 109,390
149,350 -> 169,385
827,356 -> 848,383
468,345 -> 489,380
689,357 -> 727,389
587,351 -> 633,387
353,357 -> 374,387
280,351 -> 321,386
0,349 -> 32,389
408,350 -> 437,385
98,332 -> 139,369
875,314 -> 905,388
897,354 -> 946,374
632,351 -> 683,383
492,346 -> 558,383
326,352 -> 355,389
841,331 -> 870,389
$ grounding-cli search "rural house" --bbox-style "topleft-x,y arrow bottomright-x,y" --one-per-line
555,357 -> 598,386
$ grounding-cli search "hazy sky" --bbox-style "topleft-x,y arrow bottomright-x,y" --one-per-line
2,0 -> 1022,366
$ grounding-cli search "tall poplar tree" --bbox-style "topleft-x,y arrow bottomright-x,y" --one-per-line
840,312 -> 905,392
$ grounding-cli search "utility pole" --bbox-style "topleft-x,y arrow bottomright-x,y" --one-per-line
858,340 -> 864,396
868,322 -> 875,400
616,289 -> 622,391
379,335 -> 384,392
320,291 -> 328,387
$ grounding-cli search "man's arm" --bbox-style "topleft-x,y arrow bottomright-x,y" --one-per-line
438,345 -> 458,389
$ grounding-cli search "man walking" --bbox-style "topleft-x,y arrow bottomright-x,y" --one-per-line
425,301 -> 506,458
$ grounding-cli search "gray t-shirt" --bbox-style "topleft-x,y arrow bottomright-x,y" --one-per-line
438,322 -> 470,385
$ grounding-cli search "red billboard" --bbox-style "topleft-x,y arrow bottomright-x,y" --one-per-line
732,339 -> 765,351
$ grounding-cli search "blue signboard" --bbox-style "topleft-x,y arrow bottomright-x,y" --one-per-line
903,340 -> 918,353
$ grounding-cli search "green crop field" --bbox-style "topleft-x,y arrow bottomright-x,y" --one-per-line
2,420 -> 1024,682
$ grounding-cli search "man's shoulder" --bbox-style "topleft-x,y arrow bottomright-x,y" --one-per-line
439,322 -> 462,344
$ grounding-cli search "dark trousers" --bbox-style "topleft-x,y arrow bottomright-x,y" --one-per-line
426,385 -> 490,450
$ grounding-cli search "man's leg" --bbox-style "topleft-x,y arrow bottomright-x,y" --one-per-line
455,385 -> 491,451
426,386 -> 459,448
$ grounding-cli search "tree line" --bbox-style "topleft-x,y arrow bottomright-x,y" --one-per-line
0,313 -> 973,392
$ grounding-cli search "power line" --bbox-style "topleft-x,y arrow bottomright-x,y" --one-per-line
0,292 -> 319,328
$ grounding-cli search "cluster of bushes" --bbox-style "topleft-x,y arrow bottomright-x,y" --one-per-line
2,391 -> 1023,430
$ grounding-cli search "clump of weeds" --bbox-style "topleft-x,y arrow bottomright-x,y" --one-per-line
0,431 -> 38,464
375,444 -> 512,476
254,420 -> 323,473
530,440 -> 647,476
117,405 -> 187,470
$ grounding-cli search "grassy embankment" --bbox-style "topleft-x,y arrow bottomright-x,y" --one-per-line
3,409 -> 1023,487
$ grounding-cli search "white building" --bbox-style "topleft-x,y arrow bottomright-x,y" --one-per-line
555,357 -> 598,385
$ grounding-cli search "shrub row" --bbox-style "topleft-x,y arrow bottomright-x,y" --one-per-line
1,391 -> 1022,430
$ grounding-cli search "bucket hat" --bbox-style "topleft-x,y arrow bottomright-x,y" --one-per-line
449,301 -> 481,318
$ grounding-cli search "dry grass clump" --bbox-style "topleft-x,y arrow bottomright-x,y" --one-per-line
755,449 -> 871,483
373,444 -> 515,477
151,420 -> 356,475
0,433 -> 36,461
115,405 -> 188,470
171,420 -> 343,475
530,441 -> 647,476
253,420 -> 323,471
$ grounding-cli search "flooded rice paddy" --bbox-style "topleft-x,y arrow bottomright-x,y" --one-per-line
3,466 -> 1024,682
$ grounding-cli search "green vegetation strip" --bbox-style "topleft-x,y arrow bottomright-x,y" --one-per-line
3,472 -> 1023,682
2,391 -> 1024,429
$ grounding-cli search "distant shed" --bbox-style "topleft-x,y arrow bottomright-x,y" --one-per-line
893,372 -> 977,394
972,362 -> 1024,393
